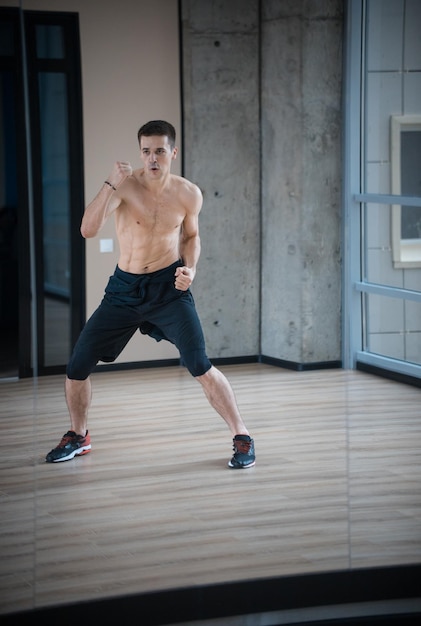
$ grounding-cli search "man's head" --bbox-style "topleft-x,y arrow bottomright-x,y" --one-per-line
138,120 -> 177,178
137,120 -> 176,149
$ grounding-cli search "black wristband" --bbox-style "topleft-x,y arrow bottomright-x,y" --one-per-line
104,180 -> 116,191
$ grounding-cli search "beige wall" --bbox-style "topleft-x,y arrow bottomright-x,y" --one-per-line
5,0 -> 181,364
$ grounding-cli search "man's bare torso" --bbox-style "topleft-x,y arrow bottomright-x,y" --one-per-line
114,169 -> 190,274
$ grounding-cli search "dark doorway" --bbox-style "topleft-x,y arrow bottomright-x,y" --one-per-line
0,8 -> 85,378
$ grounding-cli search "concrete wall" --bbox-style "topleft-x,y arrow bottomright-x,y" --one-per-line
181,0 -> 261,359
261,0 -> 343,364
182,0 -> 344,366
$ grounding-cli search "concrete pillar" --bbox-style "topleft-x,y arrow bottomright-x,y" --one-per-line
181,0 -> 261,359
261,0 -> 343,365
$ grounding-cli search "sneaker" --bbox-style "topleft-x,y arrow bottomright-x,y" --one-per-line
46,430 -> 91,463
228,434 -> 255,469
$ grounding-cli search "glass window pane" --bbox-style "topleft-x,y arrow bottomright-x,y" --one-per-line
0,69 -> 19,377
38,71 -> 70,366
0,20 -> 15,56
364,293 -> 421,366
401,130 -> 421,239
364,198 -> 421,280
36,24 -> 64,59
364,0 -> 403,193
364,202 -> 397,284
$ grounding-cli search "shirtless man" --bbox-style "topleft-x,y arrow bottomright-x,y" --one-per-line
46,120 -> 255,469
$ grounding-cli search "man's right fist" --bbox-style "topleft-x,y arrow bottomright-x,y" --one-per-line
109,161 -> 133,188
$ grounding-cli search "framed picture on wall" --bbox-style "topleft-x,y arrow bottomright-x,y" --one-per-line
391,115 -> 421,269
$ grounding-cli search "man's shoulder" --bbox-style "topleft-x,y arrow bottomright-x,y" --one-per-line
171,173 -> 197,187
171,175 -> 203,212
172,174 -> 202,196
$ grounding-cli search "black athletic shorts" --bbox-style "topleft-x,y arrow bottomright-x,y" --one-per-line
66,260 -> 212,380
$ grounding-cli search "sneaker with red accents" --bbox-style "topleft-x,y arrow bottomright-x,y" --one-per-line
46,430 -> 91,463
228,434 -> 255,469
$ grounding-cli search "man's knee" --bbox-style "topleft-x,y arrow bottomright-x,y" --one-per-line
66,353 -> 96,381
66,366 -> 89,381
181,349 -> 212,377
195,365 -> 213,380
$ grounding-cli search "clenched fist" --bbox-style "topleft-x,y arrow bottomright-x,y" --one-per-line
174,266 -> 194,291
108,161 -> 133,189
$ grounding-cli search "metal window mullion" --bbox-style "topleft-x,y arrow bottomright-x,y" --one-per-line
354,193 -> 421,207
342,0 -> 365,370
355,281 -> 421,302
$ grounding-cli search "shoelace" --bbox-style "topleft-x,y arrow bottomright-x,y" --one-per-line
57,431 -> 77,447
234,440 -> 252,454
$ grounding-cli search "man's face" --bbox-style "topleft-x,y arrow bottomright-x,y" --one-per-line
139,135 -> 177,178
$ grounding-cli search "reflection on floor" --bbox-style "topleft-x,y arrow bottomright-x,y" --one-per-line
0,327 -> 18,378
0,364 -> 420,623
0,296 -> 70,378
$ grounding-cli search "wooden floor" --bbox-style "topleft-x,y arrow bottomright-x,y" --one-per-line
0,363 -> 420,616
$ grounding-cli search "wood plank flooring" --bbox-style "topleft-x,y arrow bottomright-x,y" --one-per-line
0,364 -> 420,615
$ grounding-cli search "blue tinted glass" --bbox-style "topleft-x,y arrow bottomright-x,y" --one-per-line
0,71 -> 17,207
36,24 -> 64,59
401,131 -> 421,239
38,72 -> 70,298
0,21 -> 15,56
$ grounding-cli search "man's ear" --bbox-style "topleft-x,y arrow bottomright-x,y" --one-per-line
172,147 -> 178,160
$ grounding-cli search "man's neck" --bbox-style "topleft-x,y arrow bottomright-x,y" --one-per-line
139,169 -> 172,194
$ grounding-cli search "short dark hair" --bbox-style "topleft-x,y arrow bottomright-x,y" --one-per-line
137,120 -> 176,148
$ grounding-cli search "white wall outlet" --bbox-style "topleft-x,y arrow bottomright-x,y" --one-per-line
99,238 -> 114,253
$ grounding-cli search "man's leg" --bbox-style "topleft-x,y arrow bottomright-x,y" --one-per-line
45,299 -> 128,463
60,295 -> 136,436
196,365 -> 249,437
65,376 -> 92,437
146,293 -> 256,467
196,366 -> 256,469
45,375 -> 92,463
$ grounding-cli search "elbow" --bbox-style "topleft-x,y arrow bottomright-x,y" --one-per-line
80,215 -> 101,238
80,224 -> 95,239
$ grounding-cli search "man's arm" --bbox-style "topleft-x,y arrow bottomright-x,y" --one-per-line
175,183 -> 203,291
80,161 -> 132,238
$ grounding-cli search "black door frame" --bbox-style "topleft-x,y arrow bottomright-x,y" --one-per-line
0,7 -> 85,377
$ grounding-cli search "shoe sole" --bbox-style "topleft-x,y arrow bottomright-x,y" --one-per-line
228,460 -> 256,469
48,445 -> 91,463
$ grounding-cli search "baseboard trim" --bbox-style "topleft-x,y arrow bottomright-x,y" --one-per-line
93,355 -> 343,375
260,355 -> 343,371
357,361 -> 421,388
93,358 -> 182,373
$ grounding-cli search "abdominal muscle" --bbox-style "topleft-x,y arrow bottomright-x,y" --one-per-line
116,223 -> 181,275
112,184 -> 186,274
